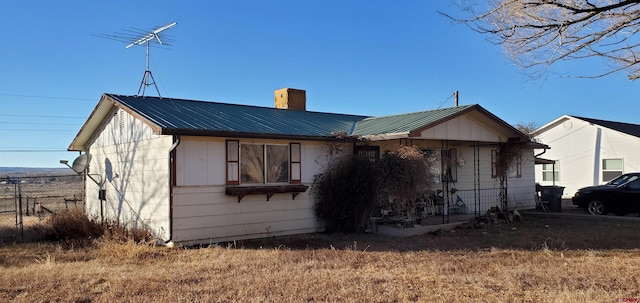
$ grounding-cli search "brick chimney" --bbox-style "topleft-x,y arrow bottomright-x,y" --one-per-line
274,88 -> 306,111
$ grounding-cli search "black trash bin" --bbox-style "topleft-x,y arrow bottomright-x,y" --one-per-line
539,186 -> 565,212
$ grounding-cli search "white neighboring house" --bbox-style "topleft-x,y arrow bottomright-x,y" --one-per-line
68,89 -> 542,246
532,115 -> 640,197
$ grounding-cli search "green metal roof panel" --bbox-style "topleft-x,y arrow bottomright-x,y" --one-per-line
107,94 -> 369,138
352,105 -> 475,136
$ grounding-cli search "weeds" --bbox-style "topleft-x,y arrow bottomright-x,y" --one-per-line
33,208 -> 153,248
1,216 -> 640,302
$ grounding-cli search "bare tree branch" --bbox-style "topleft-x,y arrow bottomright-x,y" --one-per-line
442,0 -> 640,80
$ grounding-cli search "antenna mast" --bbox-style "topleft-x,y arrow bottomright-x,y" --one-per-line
125,22 -> 177,97
96,22 -> 177,97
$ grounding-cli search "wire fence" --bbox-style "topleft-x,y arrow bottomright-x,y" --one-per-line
455,188 -> 503,216
0,174 -> 83,243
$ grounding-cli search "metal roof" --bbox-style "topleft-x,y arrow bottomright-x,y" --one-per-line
69,93 -> 527,151
352,105 -> 475,136
107,94 -> 368,138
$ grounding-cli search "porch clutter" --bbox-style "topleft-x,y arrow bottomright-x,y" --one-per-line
449,196 -> 468,214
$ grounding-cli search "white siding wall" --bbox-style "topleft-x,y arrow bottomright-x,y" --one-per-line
507,152 -> 536,209
86,108 -> 173,239
534,116 -> 640,197
453,146 -> 536,211
173,136 -> 350,244
420,115 -> 502,142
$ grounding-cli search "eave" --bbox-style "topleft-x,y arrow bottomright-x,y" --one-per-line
160,128 -> 345,142
407,104 -> 529,143
68,94 -> 163,151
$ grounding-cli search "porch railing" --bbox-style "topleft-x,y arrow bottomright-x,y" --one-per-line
452,187 -> 503,216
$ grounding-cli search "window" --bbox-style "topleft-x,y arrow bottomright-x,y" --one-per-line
508,154 -> 522,178
542,163 -> 559,182
226,140 -> 239,184
420,148 -> 457,183
441,149 -> 457,183
355,146 -> 380,162
491,150 -> 498,178
627,178 -> 640,190
226,141 -> 301,185
290,143 -> 301,183
422,149 -> 441,183
241,144 -> 267,184
492,149 -> 523,178
602,158 -> 623,182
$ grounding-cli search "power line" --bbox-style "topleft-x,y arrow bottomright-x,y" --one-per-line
0,122 -> 82,126
434,92 -> 455,109
0,129 -> 76,132
0,150 -> 69,152
0,93 -> 93,101
0,114 -> 85,119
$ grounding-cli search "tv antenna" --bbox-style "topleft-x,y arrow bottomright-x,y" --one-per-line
95,22 -> 177,97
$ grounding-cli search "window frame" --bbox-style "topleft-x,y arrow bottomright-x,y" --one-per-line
421,149 -> 441,183
226,140 -> 300,186
541,162 -> 559,182
602,158 -> 623,182
508,153 -> 522,178
492,149 -> 523,179
226,140 -> 240,185
441,149 -> 458,183
491,149 -> 498,178
290,143 -> 301,184
355,145 -> 380,162
241,143 -> 268,184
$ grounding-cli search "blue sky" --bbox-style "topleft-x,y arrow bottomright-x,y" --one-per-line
1,1 -> 638,167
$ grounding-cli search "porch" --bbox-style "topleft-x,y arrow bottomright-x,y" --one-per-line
368,187 -> 512,236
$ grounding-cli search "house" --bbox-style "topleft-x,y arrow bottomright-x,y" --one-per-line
68,89 -> 541,245
532,115 -> 640,198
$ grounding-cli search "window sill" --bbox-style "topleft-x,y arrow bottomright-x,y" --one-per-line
225,184 -> 309,202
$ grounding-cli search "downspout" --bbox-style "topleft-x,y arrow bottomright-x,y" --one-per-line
534,148 -> 547,158
165,135 -> 181,246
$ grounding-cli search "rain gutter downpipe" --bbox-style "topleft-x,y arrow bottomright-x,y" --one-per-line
165,135 -> 181,247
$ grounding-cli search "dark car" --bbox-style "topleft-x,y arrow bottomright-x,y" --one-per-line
572,173 -> 640,215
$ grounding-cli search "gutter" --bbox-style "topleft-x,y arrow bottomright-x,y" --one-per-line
361,132 -> 409,141
534,145 -> 548,158
164,135 -> 181,247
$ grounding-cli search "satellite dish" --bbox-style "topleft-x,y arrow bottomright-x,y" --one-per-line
71,154 -> 92,174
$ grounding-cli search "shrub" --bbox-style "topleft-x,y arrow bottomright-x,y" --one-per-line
313,154 -> 379,233
35,208 -> 153,247
38,208 -> 104,243
313,145 -> 437,233
102,221 -> 154,243
377,145 -> 436,216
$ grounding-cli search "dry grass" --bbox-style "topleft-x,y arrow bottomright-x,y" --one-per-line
1,215 -> 640,302
1,174 -> 84,243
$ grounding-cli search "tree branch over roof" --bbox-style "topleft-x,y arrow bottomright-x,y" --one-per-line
442,0 -> 640,80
